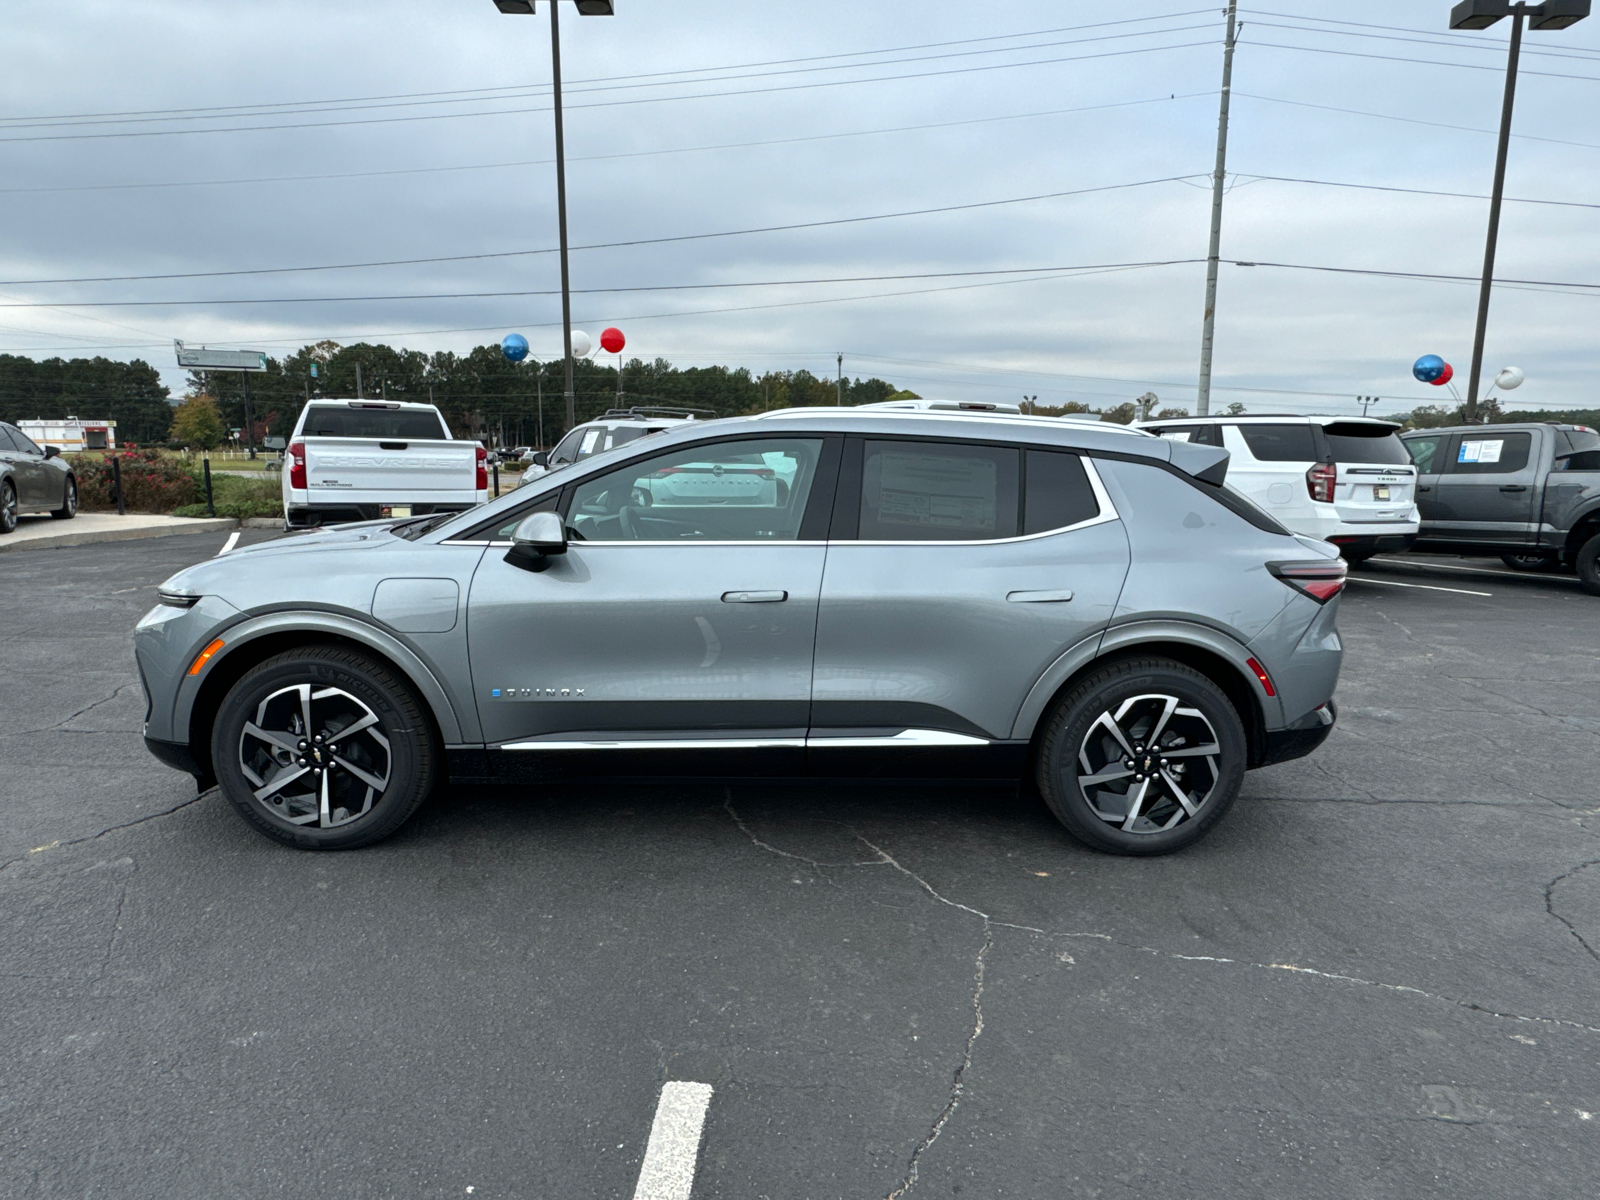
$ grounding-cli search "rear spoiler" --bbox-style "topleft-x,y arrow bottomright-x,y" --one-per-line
1165,440 -> 1229,486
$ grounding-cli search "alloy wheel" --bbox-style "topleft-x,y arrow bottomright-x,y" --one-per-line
1075,693 -> 1221,834
1,483 -> 16,532
238,684 -> 392,828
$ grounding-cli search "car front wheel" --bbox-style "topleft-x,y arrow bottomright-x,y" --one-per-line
211,646 -> 437,849
0,480 -> 15,534
1035,658 -> 1248,855
1500,552 -> 1557,572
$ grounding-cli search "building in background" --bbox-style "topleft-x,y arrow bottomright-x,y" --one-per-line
16,417 -> 118,451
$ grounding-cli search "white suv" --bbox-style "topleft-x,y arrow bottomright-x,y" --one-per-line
519,407 -> 716,485
1136,414 -> 1419,562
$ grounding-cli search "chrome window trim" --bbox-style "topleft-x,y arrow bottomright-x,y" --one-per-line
500,728 -> 992,751
447,456 -> 1117,549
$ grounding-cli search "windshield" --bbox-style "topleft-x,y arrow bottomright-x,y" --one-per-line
1322,424 -> 1411,466
300,405 -> 449,439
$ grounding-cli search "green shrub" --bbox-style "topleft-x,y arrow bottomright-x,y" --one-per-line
174,472 -> 283,519
70,449 -> 199,513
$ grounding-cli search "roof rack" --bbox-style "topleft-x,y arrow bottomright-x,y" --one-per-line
600,405 -> 719,421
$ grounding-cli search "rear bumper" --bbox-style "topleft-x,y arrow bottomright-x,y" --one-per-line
1259,701 -> 1336,767
1326,533 -> 1416,558
287,502 -> 477,528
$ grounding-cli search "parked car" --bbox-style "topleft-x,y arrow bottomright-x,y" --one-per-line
519,406 -> 717,485
0,420 -> 76,533
281,399 -> 486,528
1136,414 -> 1419,563
140,407 -> 1343,855
1399,422 -> 1600,591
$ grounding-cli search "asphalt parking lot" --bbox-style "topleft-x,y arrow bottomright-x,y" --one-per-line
2,534 -> 1597,1199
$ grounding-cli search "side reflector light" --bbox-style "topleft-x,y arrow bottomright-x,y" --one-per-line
1267,559 -> 1348,603
1245,657 -> 1277,697
188,638 -> 225,676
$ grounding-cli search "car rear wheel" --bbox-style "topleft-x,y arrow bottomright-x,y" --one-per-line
1576,534 -> 1600,597
1500,552 -> 1557,572
211,646 -> 437,849
51,476 -> 77,520
0,480 -> 15,534
1034,658 -> 1247,855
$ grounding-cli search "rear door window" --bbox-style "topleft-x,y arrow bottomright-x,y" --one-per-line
1322,423 -> 1411,465
1448,432 -> 1531,474
300,405 -> 448,439
1023,450 -> 1099,533
1234,424 -> 1318,462
858,440 -> 1019,541
1404,435 -> 1445,473
0,425 -> 20,451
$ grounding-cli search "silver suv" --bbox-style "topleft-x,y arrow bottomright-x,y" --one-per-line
136,408 -> 1345,855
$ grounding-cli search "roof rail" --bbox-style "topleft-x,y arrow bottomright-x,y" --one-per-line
600,405 -> 719,420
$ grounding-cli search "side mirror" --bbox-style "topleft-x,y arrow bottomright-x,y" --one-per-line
531,451 -> 549,467
43,445 -> 60,459
505,510 -> 567,570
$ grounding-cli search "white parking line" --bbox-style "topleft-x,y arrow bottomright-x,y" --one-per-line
217,531 -> 241,555
1368,556 -> 1581,584
632,1082 -> 714,1200
1348,576 -> 1491,597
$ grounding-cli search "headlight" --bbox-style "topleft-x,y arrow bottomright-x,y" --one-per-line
157,589 -> 200,608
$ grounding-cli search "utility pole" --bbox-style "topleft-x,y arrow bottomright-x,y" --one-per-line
551,0 -> 577,432
241,370 -> 256,459
837,352 -> 844,405
356,362 -> 363,399
1465,2 -> 1524,425
1195,0 -> 1239,417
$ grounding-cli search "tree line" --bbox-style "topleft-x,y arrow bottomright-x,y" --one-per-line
0,354 -> 174,443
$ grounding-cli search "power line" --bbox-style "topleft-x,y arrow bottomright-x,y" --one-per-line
1229,259 -> 1600,292
0,9 -> 1218,126
1246,38 -> 1600,84
0,38 -> 1219,145
1240,14 -> 1600,65
1240,8 -> 1600,61
1234,92 -> 1600,153
0,19 -> 1221,134
0,260 -> 1209,309
0,176 -> 1206,286
1232,173 -> 1600,211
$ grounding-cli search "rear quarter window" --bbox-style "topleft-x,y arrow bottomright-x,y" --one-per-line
1235,424 -> 1317,462
1023,450 -> 1099,533
1322,424 -> 1410,466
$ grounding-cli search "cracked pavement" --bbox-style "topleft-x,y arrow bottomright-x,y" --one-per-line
2,537 -> 1598,1198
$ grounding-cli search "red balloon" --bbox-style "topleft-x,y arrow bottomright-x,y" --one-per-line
1430,362 -> 1454,387
600,327 -> 625,354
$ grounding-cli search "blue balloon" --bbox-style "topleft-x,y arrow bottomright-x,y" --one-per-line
501,333 -> 529,363
1412,354 -> 1444,383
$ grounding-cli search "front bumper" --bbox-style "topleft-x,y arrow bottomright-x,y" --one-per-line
1260,700 -> 1336,767
143,735 -> 212,789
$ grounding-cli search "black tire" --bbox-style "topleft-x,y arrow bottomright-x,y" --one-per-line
211,646 -> 437,849
1034,658 -> 1247,856
1577,534 -> 1600,598
0,480 -> 15,534
51,475 -> 77,520
1500,552 -> 1557,572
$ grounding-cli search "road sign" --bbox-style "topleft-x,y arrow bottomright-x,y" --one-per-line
175,340 -> 268,371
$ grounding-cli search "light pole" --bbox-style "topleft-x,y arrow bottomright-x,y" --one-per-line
1022,394 -> 1038,415
492,0 -> 615,433
1448,0 -> 1589,423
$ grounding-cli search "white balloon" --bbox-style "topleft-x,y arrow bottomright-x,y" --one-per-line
569,329 -> 593,358
1494,366 -> 1524,391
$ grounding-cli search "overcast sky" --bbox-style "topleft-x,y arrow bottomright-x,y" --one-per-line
1,0 -> 1597,416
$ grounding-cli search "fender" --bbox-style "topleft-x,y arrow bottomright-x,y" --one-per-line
173,609 -> 468,746
1008,618 -> 1285,742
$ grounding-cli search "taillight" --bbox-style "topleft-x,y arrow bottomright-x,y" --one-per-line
1268,559 -> 1347,603
288,441 -> 306,489
1305,461 -> 1336,503
475,444 -> 488,490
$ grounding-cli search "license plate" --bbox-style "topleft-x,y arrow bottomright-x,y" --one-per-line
382,504 -> 412,517
1373,486 -> 1390,501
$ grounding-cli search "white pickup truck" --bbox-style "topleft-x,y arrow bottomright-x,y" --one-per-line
282,399 -> 486,528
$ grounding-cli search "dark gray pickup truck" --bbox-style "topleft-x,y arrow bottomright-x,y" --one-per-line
1399,422 -> 1600,593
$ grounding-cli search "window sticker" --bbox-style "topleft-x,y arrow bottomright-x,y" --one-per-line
578,428 -> 602,456
1458,439 -> 1503,464
876,451 -> 997,531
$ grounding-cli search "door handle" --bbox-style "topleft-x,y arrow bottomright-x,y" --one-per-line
1499,485 -> 1528,493
1417,485 -> 1432,493
721,590 -> 787,603
1007,589 -> 1074,603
